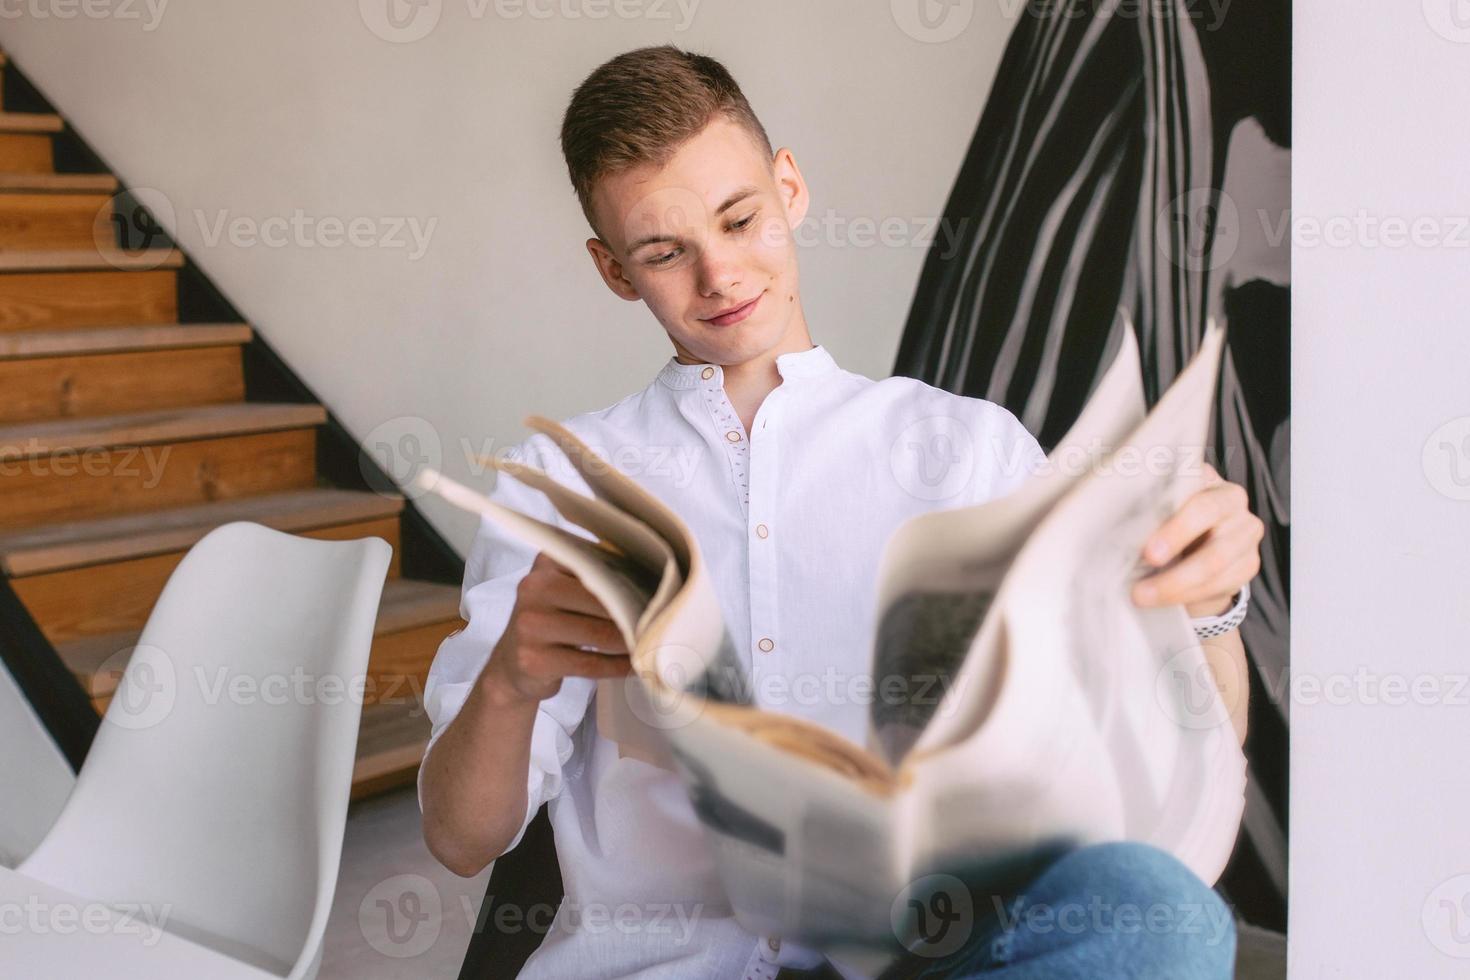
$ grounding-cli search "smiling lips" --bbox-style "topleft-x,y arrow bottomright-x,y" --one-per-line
702,291 -> 763,326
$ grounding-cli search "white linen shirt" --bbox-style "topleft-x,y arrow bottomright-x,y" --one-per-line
419,344 -> 1221,980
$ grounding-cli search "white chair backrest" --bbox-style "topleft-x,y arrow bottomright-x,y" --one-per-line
0,658 -> 74,868
20,522 -> 391,975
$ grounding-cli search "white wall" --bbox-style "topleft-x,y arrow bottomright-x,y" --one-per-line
1293,1 -> 1470,974
0,1 -> 1018,549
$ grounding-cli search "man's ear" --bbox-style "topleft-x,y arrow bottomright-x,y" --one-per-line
585,237 -> 642,302
771,147 -> 811,229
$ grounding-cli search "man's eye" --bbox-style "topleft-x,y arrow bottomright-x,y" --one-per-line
648,248 -> 682,266
730,212 -> 758,231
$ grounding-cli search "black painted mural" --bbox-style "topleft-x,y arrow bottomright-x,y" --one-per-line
894,0 -> 1290,928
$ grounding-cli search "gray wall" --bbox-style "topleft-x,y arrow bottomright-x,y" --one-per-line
1293,0 -> 1470,974
0,0 -> 1020,550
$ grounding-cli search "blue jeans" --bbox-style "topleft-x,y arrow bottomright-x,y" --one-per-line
867,841 -> 1236,979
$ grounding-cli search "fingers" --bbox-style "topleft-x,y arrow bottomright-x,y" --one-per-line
522,553 -> 616,618
516,606 -> 629,654
524,645 -> 633,682
1142,480 -> 1250,567
542,569 -> 615,619
1133,513 -> 1263,607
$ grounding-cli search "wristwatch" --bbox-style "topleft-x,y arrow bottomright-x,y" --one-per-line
1190,582 -> 1251,639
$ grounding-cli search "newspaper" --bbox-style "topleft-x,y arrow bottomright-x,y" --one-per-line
413,316 -> 1247,966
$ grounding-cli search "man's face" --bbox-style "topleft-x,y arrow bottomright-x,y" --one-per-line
585,116 -> 811,368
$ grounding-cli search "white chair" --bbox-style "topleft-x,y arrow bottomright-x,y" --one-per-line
0,521 -> 392,979
0,657 -> 74,868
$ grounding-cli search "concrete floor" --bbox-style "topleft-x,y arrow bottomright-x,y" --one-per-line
321,786 -> 490,980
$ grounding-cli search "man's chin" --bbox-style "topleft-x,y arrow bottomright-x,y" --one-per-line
679,323 -> 788,369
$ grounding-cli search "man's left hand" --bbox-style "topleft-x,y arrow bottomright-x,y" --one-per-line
1131,465 -> 1265,617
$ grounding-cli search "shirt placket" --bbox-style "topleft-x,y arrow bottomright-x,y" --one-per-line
744,391 -> 781,707
698,366 -> 752,516
694,369 -> 782,697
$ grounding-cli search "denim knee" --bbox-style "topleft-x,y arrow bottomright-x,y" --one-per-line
1000,840 -> 1236,979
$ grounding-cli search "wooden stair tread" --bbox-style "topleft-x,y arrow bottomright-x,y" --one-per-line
353,698 -> 432,794
0,323 -> 252,359
0,401 -> 327,461
54,577 -> 456,697
0,173 -> 118,193
373,578 -> 461,634
0,487 -> 406,576
0,112 -> 63,134
0,248 -> 183,272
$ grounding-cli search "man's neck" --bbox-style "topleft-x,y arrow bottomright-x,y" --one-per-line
721,354 -> 790,434
675,316 -> 815,433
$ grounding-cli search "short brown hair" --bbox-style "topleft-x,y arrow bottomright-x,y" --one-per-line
560,45 -> 773,241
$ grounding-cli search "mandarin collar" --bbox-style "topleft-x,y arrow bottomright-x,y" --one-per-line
656,344 -> 838,390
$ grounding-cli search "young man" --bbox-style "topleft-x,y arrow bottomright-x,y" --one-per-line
420,45 -> 1262,980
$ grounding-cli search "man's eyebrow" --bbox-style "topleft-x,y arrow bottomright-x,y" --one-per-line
715,185 -> 760,215
627,186 -> 761,251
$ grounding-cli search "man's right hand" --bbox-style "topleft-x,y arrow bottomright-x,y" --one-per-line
479,552 -> 634,705
422,551 -> 632,876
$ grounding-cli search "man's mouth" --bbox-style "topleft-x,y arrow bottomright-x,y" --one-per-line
701,291 -> 763,327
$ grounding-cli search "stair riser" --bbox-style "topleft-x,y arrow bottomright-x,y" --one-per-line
0,428 -> 317,531
0,269 -> 177,331
0,192 -> 112,250
364,618 -> 464,707
0,346 -> 244,424
0,133 -> 53,173
80,616 -> 457,711
13,516 -> 404,646
350,751 -> 426,801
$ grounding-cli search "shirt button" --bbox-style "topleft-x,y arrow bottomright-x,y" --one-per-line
700,366 -> 715,380
758,637 -> 774,653
755,523 -> 769,539
725,430 -> 742,443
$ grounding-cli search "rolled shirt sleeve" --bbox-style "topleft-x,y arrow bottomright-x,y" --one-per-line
416,434 -> 598,855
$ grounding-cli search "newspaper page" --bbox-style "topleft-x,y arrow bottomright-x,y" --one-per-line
901,321 -> 1245,889
868,313 -> 1148,765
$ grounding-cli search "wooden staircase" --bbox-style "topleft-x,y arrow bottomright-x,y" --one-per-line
0,52 -> 464,799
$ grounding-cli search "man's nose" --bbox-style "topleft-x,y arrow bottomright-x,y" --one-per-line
696,239 -> 743,296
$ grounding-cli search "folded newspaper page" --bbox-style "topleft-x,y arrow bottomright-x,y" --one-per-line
412,315 -> 1246,965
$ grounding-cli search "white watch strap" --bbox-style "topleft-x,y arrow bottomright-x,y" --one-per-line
1191,581 -> 1251,638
